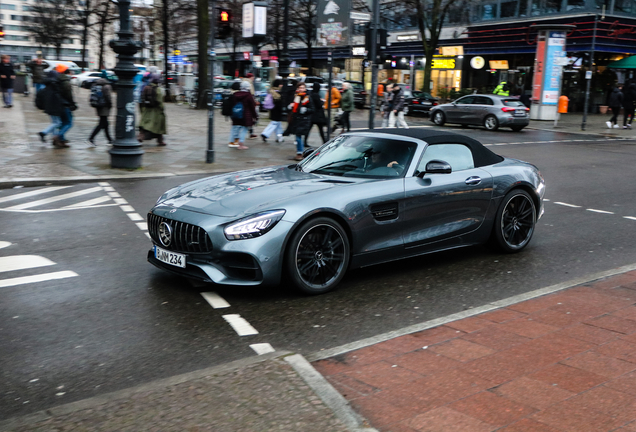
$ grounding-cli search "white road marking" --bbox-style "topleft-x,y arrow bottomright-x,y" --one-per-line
0,204 -> 117,213
145,232 -> 151,239
0,186 -> 71,204
98,182 -> 110,186
127,213 -> 143,221
554,202 -> 581,208
102,187 -> 115,192
114,198 -> 128,205
0,255 -> 55,273
250,343 -> 275,355
63,196 -> 112,208
624,216 -> 636,221
222,314 -> 259,336
0,241 -> 11,249
587,208 -> 614,215
107,192 -> 121,198
543,199 -> 550,201
0,271 -> 78,288
201,292 -> 230,309
136,222 -> 148,231
120,205 -> 135,212
6,187 -> 103,210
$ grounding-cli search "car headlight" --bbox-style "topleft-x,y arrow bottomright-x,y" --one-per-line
224,210 -> 286,240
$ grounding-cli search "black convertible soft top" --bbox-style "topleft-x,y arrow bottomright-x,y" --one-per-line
354,128 -> 504,168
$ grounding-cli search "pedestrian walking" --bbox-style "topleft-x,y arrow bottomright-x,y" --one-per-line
493,81 -> 510,96
29,57 -> 45,94
225,81 -> 257,150
138,74 -> 167,146
260,79 -> 285,143
36,70 -> 65,145
606,86 -> 623,129
623,82 -> 636,129
323,83 -> 341,125
242,73 -> 258,139
87,70 -> 113,146
54,64 -> 77,147
289,82 -> 314,161
388,85 -> 409,128
0,55 -> 16,108
380,83 -> 394,128
305,82 -> 327,144
339,82 -> 354,133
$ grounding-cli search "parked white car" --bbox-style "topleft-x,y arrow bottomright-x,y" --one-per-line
71,71 -> 104,87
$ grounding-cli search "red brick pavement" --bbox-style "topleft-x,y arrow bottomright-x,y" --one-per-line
313,270 -> 636,432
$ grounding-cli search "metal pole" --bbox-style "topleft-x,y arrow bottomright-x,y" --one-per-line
410,54 -> 415,90
327,51 -> 333,137
368,0 -> 380,129
279,0 -> 291,109
582,13 -> 598,131
206,0 -> 216,163
109,0 -> 143,169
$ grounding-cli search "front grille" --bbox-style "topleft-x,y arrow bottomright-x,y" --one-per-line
148,213 -> 213,254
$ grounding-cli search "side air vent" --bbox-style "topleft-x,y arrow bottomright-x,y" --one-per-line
370,202 -> 399,221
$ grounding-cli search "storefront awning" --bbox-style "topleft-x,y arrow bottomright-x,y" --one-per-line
607,56 -> 636,69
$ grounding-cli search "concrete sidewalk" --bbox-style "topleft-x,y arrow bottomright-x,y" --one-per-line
1,89 -> 634,188
313,267 -> 636,432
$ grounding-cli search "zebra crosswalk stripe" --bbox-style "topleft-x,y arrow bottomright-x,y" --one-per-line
6,187 -> 104,210
0,186 -> 71,204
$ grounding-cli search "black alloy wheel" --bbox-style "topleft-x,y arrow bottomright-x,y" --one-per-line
286,217 -> 350,294
493,189 -> 536,253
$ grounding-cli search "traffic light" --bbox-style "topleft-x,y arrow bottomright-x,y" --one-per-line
216,8 -> 232,40
364,26 -> 388,63
0,25 -> 4,41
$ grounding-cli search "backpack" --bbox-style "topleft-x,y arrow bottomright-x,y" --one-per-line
35,87 -> 46,110
89,84 -> 108,108
231,100 -> 244,120
142,85 -> 159,108
263,93 -> 275,110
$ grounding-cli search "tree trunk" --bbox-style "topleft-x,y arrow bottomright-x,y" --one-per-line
196,0 -> 209,109
81,0 -> 90,69
55,45 -> 62,60
162,0 -> 171,100
422,44 -> 435,93
307,42 -> 313,74
232,33 -> 238,78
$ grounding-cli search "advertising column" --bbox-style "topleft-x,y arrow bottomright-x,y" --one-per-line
530,25 -> 574,121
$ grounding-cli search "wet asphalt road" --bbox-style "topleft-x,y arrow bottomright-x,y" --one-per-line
1,125 -> 636,420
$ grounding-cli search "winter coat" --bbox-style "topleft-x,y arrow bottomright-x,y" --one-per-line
323,87 -> 341,109
229,91 -> 258,127
139,84 -> 167,135
92,78 -> 113,117
269,88 -> 284,122
290,92 -> 315,136
390,87 -> 406,112
29,62 -> 45,84
57,73 -> 76,108
38,72 -> 65,117
0,62 -> 16,89
341,88 -> 354,112
309,90 -> 326,124
608,87 -> 623,108
623,84 -> 636,109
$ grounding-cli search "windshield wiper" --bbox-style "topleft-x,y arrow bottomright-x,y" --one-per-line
309,157 -> 362,172
295,164 -> 303,172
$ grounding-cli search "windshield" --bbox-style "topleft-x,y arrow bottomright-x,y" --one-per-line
298,135 -> 417,178
502,99 -> 525,107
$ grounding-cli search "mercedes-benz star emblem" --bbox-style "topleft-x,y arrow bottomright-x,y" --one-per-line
159,222 -> 172,247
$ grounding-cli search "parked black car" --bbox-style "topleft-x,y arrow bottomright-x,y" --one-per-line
346,81 -> 367,108
399,86 -> 439,116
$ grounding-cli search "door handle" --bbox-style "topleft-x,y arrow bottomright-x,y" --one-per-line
465,176 -> 481,185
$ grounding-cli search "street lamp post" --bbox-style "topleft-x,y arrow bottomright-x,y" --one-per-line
109,0 -> 144,169
279,0 -> 291,102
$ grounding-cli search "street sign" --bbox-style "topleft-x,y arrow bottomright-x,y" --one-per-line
174,50 -> 181,55
350,11 -> 371,21
243,3 -> 254,38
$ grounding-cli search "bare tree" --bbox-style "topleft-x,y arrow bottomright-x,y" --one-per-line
27,0 -> 78,60
196,0 -> 209,109
92,0 -> 118,70
289,0 -> 316,74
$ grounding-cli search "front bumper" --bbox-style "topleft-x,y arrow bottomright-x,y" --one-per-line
147,207 -> 293,287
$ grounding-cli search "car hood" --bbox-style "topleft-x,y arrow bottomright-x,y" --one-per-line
157,166 -> 365,218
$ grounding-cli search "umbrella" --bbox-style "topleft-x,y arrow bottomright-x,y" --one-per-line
607,56 -> 636,69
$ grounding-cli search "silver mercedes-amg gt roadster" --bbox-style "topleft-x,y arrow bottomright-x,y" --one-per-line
148,129 -> 545,294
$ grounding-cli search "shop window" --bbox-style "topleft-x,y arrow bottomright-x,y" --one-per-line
501,0 -> 518,18
0,4 -> 16,10
473,2 -> 498,21
567,0 -> 586,10
519,0 -> 528,16
546,0 -> 562,13
614,0 -> 635,13
596,0 -> 610,8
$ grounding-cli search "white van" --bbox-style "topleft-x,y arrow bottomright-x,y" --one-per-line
42,60 -> 82,75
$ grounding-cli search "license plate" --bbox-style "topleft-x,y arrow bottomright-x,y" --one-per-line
515,109 -> 526,116
155,246 -> 186,268
423,101 -> 432,105
215,94 -> 222,100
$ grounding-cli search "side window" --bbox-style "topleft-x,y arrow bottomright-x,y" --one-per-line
456,96 -> 475,105
417,144 -> 475,173
474,96 -> 494,105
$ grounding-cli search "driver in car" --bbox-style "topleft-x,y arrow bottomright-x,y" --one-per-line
365,144 -> 401,172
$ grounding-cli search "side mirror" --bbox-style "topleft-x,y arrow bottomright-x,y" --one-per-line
418,160 -> 452,177
302,147 -> 316,158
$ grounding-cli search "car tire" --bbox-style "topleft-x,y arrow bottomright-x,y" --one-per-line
511,126 -> 525,132
484,115 -> 499,131
491,189 -> 536,253
432,111 -> 446,126
285,216 -> 350,295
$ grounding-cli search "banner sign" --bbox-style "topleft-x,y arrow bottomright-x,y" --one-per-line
542,31 -> 566,105
242,3 -> 254,38
532,35 -> 545,103
317,0 -> 350,46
